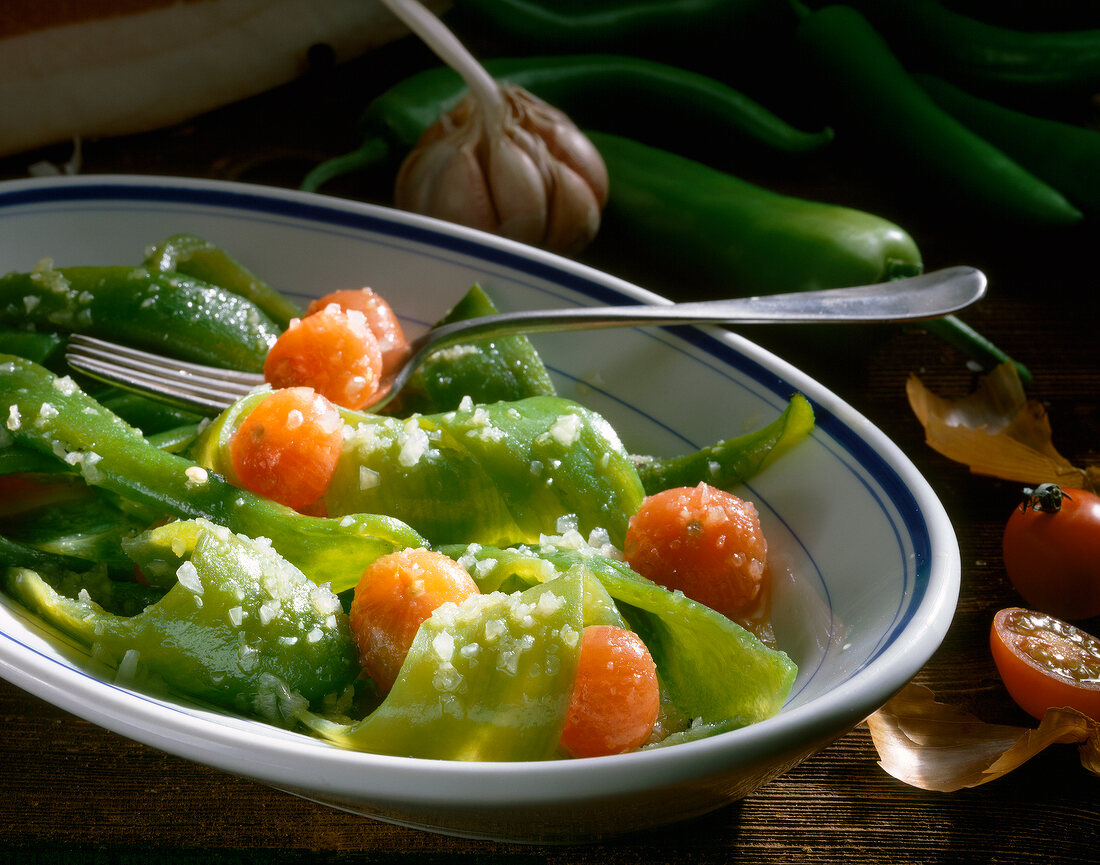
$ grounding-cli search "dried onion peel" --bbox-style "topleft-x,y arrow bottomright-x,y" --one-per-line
907,362 -> 1098,492
864,683 -> 1100,791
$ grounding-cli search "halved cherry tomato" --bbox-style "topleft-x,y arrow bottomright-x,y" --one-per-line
349,547 -> 479,693
990,607 -> 1100,720
306,288 -> 409,377
229,387 -> 344,511
624,482 -> 767,618
264,305 -> 383,410
1002,484 -> 1100,620
560,625 -> 660,758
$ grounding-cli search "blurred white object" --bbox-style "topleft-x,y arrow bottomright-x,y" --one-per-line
0,0 -> 450,158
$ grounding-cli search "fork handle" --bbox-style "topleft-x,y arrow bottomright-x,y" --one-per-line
410,266 -> 986,352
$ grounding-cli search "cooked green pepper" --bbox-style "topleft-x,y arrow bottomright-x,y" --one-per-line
793,4 -> 1083,227
300,568 -> 584,760
443,538 -> 797,729
0,355 -> 426,593
0,481 -> 146,573
6,518 -> 360,724
634,392 -> 814,495
916,73 -> 1100,215
587,130 -> 922,296
193,391 -> 646,549
302,53 -> 832,192
0,325 -> 63,367
0,261 -> 280,372
144,233 -> 303,329
385,283 -> 557,416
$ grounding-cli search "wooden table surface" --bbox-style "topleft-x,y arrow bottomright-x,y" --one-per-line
1,23 -> 1098,865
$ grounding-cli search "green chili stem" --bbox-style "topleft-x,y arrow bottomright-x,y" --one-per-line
301,137 -> 392,193
921,315 -> 1033,386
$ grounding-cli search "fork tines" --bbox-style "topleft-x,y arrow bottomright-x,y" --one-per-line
65,334 -> 265,413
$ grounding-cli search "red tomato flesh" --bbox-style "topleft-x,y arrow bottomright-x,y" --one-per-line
990,607 -> 1100,720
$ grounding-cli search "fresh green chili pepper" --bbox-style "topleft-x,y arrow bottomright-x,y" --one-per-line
7,518 -> 360,725
794,4 -> 1083,228
587,130 -> 1030,377
806,0 -> 1100,93
448,0 -> 773,46
0,355 -> 426,594
302,53 -> 833,192
0,262 -> 281,372
144,233 -> 303,329
586,130 -> 923,296
916,73 -> 1100,215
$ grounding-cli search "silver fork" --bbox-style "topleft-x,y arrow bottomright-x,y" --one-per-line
65,265 -> 986,414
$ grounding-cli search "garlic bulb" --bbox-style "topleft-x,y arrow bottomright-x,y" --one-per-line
395,85 -> 608,256
379,0 -> 608,256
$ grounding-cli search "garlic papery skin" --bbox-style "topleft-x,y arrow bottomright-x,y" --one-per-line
395,84 -> 609,256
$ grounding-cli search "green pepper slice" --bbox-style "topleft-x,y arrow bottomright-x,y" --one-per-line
194,391 -> 645,550
634,393 -> 814,495
0,261 -> 280,372
0,355 -> 426,593
384,284 -> 557,416
300,566 -> 583,760
444,539 -> 797,729
6,518 -> 359,723
144,233 -> 303,330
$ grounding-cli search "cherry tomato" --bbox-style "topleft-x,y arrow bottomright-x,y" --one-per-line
990,607 -> 1100,720
1002,484 -> 1100,620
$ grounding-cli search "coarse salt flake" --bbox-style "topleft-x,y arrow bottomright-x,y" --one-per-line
52,375 -> 78,395
432,631 -> 456,664
547,413 -> 582,447
359,466 -> 380,490
176,560 -> 203,595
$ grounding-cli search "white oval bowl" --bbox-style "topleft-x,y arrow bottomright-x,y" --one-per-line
0,176 -> 958,843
